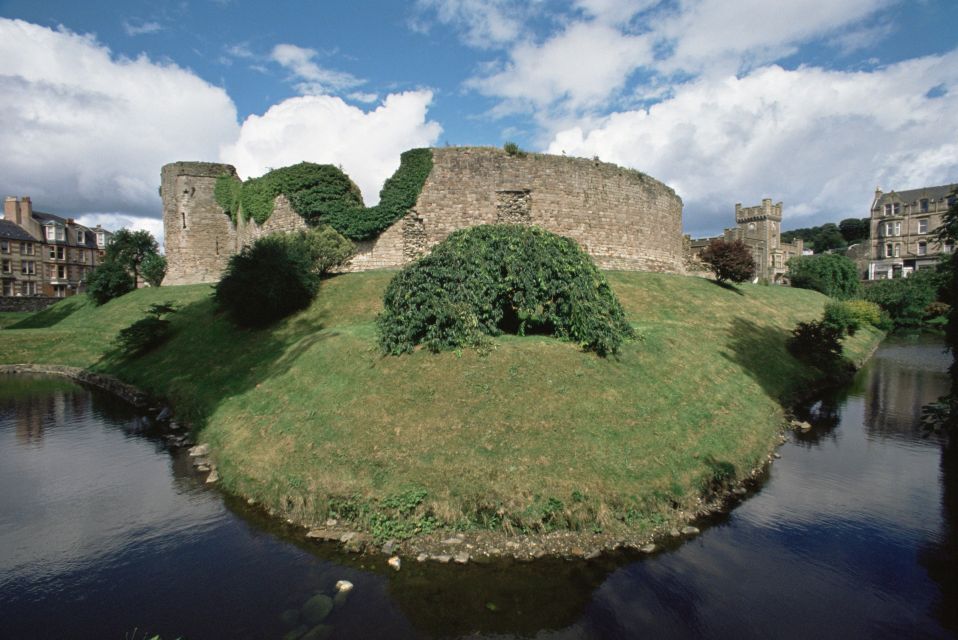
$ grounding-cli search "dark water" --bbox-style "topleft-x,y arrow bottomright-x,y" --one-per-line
1,334 -> 956,639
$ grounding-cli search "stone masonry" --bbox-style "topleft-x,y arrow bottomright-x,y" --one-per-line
161,147 -> 686,284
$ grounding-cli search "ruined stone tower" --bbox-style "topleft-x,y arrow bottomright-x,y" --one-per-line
161,162 -> 238,286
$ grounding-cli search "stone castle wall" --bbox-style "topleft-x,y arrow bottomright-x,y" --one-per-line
161,148 -> 685,285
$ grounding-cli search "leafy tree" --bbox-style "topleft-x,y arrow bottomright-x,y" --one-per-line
782,221 -> 856,252
377,225 -> 634,356
215,227 -> 353,328
86,260 -> 134,305
700,239 -> 756,283
787,253 -> 860,299
863,268 -> 944,327
106,229 -> 160,287
141,253 -> 167,288
839,217 -> 871,244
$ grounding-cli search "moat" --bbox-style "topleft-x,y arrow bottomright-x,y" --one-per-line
2,333 -> 956,639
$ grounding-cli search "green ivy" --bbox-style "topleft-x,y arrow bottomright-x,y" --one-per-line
211,148 -> 433,241
377,224 -> 635,356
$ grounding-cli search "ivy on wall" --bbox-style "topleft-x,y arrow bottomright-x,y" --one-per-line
212,148 -> 433,241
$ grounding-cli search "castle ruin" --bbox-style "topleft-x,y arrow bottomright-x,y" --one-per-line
161,147 -> 686,285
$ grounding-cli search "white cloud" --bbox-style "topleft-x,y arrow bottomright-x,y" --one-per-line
0,18 -> 239,223
573,0 -> 656,25
220,91 -> 442,205
270,43 -> 363,95
412,0 -> 532,48
548,51 -> 958,235
122,19 -> 163,37
348,91 -> 380,103
467,22 -> 652,113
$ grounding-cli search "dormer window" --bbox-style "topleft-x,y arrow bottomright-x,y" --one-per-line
920,198 -> 929,212
77,230 -> 85,244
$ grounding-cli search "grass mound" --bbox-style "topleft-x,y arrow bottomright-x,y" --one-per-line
0,272 -> 882,541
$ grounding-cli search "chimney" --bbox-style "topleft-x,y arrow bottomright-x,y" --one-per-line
20,196 -> 32,223
3,196 -> 17,223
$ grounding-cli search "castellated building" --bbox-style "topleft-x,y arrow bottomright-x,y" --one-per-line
161,147 -> 686,286
689,199 -> 804,283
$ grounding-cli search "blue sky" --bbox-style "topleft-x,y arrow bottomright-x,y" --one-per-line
1,0 -> 956,243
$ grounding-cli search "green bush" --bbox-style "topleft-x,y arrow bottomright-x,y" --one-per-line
214,227 -> 354,328
787,253 -> 861,299
842,299 -> 883,327
141,254 -> 167,287
786,320 -> 845,370
212,149 -> 433,241
700,239 -> 756,283
86,260 -> 135,305
503,141 -> 526,157
377,224 -> 634,356
863,268 -> 944,327
822,301 -> 861,336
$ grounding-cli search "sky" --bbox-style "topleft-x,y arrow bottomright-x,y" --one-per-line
1,0 -> 956,245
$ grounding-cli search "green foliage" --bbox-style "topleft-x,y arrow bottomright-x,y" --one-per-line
214,227 -> 354,328
214,174 -> 242,222
141,254 -> 167,288
841,299 -> 883,327
782,222 -> 851,252
786,320 -> 845,370
838,217 -> 871,244
369,488 -> 436,543
700,239 -> 756,283
863,268 -> 944,327
107,229 -> 160,285
86,260 -> 135,305
214,149 -> 433,241
822,301 -> 861,336
114,303 -> 177,356
377,224 -> 635,356
787,253 -> 861,299
503,141 -> 526,157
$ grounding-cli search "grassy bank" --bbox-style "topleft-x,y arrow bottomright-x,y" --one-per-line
0,272 -> 881,542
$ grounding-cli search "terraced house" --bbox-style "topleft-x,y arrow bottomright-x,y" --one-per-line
1,196 -> 112,298
867,184 -> 958,279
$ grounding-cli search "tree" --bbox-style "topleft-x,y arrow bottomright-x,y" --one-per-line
839,217 -> 870,244
106,229 -> 159,287
700,239 -> 756,283
141,254 -> 167,287
86,260 -> 134,305
787,253 -> 860,299
215,227 -> 353,328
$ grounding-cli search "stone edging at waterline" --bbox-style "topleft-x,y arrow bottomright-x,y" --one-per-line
0,364 -> 151,407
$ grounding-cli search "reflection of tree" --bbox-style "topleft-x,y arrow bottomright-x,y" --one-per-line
919,440 -> 958,634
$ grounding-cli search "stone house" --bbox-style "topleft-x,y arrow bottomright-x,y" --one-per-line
689,199 -> 804,283
867,184 -> 957,279
1,196 -> 112,298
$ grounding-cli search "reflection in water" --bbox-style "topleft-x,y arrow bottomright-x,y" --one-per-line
3,334 -> 958,639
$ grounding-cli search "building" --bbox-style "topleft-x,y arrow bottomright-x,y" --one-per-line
690,199 -> 804,283
1,196 -> 112,298
867,184 -> 957,280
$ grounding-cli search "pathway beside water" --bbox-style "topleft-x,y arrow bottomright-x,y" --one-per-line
1,333 -> 955,639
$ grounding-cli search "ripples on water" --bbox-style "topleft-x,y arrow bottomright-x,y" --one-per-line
1,333 -> 956,639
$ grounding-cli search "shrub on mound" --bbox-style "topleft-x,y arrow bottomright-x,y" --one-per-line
377,224 -> 635,356
215,227 -> 353,328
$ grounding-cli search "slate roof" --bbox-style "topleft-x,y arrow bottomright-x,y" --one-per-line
0,219 -> 38,242
876,183 -> 958,208
32,210 -> 101,249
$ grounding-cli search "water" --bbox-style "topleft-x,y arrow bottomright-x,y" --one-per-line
1,334 -> 956,639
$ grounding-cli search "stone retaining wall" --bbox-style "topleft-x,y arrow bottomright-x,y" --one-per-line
0,296 -> 61,312
0,364 -> 150,407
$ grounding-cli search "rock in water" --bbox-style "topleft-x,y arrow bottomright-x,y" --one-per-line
335,580 -> 353,593
188,443 -> 210,457
681,526 -> 700,536
388,556 -> 401,571
301,594 -> 334,625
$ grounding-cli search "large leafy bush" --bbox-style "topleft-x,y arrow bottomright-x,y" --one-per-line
700,239 -> 756,283
86,260 -> 134,305
213,149 -> 433,241
787,253 -> 861,299
377,224 -> 634,356
215,227 -> 353,328
863,268 -> 944,327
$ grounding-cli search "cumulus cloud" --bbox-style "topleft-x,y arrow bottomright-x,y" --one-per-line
467,22 -> 652,114
0,18 -> 239,222
75,214 -> 166,249
270,43 -> 364,95
548,51 -> 958,234
220,91 -> 442,204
